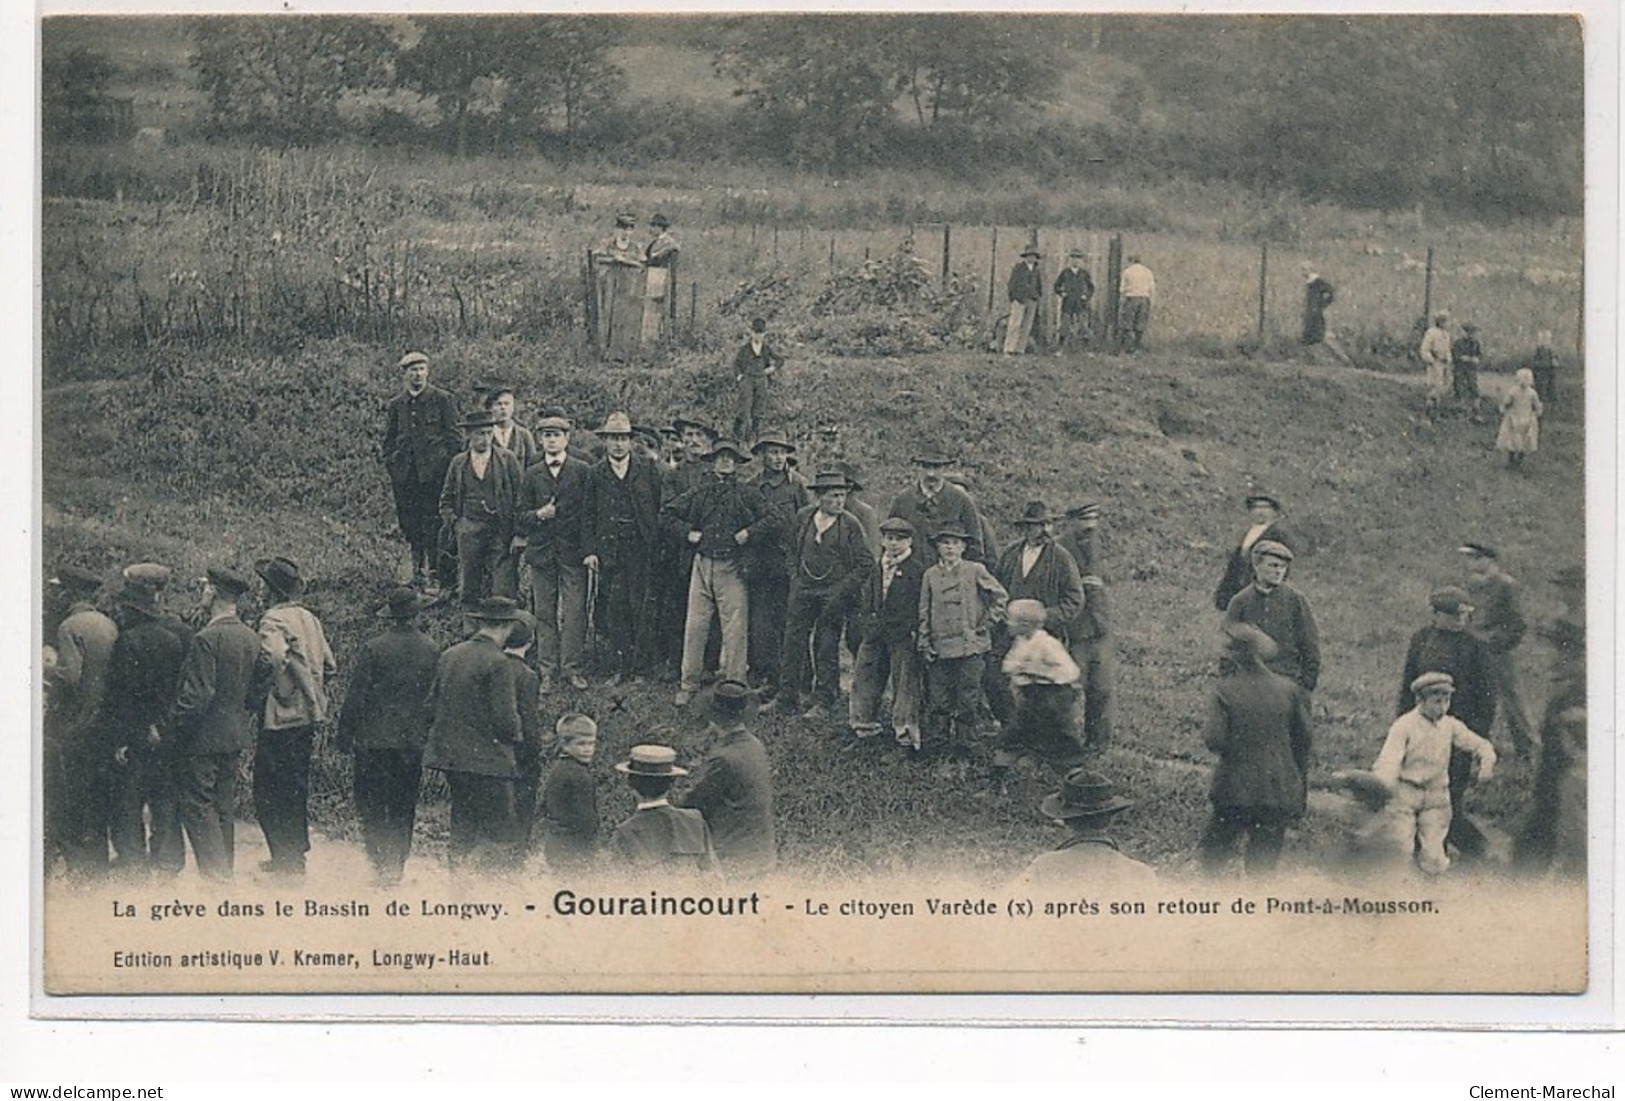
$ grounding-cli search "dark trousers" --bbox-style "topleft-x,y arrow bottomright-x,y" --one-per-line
1532,365 -> 1557,406
444,771 -> 521,873
353,748 -> 421,883
1071,637 -> 1117,748
391,476 -> 443,577
748,573 -> 790,690
648,550 -> 685,675
1199,807 -> 1288,874
1445,749 -> 1488,860
253,725 -> 314,872
598,551 -> 654,676
178,751 -> 240,881
46,731 -> 111,875
778,584 -> 842,708
110,747 -> 184,875
925,653 -> 985,749
455,517 -> 507,605
997,682 -> 1084,767
983,634 -> 1016,726
734,374 -> 771,443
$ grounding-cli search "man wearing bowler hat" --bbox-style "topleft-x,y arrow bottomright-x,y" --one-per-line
519,409 -> 592,693
383,351 -> 461,592
440,408 -> 524,607
1003,246 -> 1044,355
1223,539 -> 1321,695
987,500 -> 1085,734
887,449 -> 987,566
251,556 -> 336,877
678,680 -> 776,872
612,744 -> 718,873
581,412 -> 664,683
1012,769 -> 1154,886
746,432 -> 811,698
660,438 -> 771,706
768,468 -> 873,720
170,567 -> 261,881
336,586 -> 440,886
44,565 -> 118,874
423,597 -> 532,873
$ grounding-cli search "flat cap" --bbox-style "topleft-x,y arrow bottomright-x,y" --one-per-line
397,351 -> 430,369
1429,586 -> 1473,614
555,713 -> 599,740
1410,671 -> 1455,696
879,517 -> 915,537
1250,539 -> 1293,562
1456,542 -> 1498,560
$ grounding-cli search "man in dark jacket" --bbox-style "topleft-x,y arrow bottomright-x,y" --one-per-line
581,412 -> 664,683
986,500 -> 1085,731
540,713 -> 600,871
44,566 -> 118,875
612,745 -> 718,873
887,451 -> 987,565
1058,502 -> 1116,749
383,351 -> 460,591
1302,272 -> 1335,346
1223,541 -> 1321,694
439,409 -> 524,607
1459,542 -> 1534,757
768,469 -> 873,720
746,433 -> 810,700
170,567 -> 261,881
422,597 -> 532,873
660,440 -> 771,707
1053,249 -> 1095,351
847,517 -> 928,748
518,411 -> 593,692
655,415 -> 721,677
336,587 -> 440,885
678,680 -> 775,873
732,317 -> 783,443
1214,491 -> 1296,613
1003,247 -> 1043,355
1199,624 -> 1312,876
1396,586 -> 1497,862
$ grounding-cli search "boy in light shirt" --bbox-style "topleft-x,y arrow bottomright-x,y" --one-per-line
996,598 -> 1084,772
1371,671 -> 1497,875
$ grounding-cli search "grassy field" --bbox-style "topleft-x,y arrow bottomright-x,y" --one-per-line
41,312 -> 1585,879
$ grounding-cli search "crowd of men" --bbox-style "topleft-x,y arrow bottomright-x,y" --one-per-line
40,345 -> 1586,887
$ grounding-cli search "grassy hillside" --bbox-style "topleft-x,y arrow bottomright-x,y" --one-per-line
41,333 -> 1585,879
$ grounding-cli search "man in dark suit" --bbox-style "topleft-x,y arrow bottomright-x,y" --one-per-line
335,587 -> 440,886
383,351 -> 460,591
581,412 -> 664,683
1223,541 -> 1321,695
986,500 -> 1085,732
678,680 -> 775,873
612,745 -> 718,873
1213,491 -> 1296,613
43,566 -> 119,875
846,517 -> 928,748
1058,502 -> 1116,750
422,597 -> 532,873
439,409 -> 524,607
1003,247 -> 1044,355
518,411 -> 593,692
745,432 -> 810,700
887,451 -> 987,565
170,567 -> 261,881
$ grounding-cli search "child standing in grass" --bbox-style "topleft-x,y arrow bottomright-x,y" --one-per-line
1496,367 -> 1544,470
918,526 -> 1008,756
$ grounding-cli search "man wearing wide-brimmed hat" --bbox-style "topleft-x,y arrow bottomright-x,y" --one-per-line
335,586 -> 440,885
611,744 -> 718,872
677,680 -> 776,872
519,409 -> 593,693
1011,769 -> 1154,886
767,468 -> 873,720
1053,247 -> 1095,352
887,449 -> 987,566
581,411 -> 664,684
1199,623 -> 1312,877
1213,489 -> 1297,614
43,565 -> 118,875
383,351 -> 461,592
745,431 -> 811,697
1003,245 -> 1044,355
439,407 -> 524,607
660,438 -> 772,706
1222,538 -> 1321,695
423,597 -> 531,873
987,499 -> 1085,733
250,555 -> 335,878
171,566 -> 261,881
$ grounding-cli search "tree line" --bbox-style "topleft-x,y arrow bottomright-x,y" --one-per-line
44,14 -> 1583,218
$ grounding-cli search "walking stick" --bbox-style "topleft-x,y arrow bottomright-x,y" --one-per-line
585,560 -> 600,664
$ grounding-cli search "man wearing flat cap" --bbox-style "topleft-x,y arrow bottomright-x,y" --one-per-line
1214,490 -> 1296,614
519,410 -> 592,693
1053,248 -> 1095,352
439,408 -> 524,607
1223,539 -> 1321,695
612,744 -> 719,873
987,500 -> 1086,735
745,433 -> 811,699
1003,246 -> 1044,355
383,351 -> 461,593
845,516 -> 928,748
1396,585 -> 1497,863
423,597 -> 531,873
887,450 -> 987,566
1458,543 -> 1534,759
581,412 -> 665,684
336,587 -> 440,885
170,567 -> 261,881
1011,769 -> 1154,887
44,566 -> 118,874
677,680 -> 776,872
1058,502 -> 1116,749
250,556 -> 335,878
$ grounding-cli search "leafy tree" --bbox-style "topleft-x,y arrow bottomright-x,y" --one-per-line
189,16 -> 399,143
507,17 -> 625,163
398,16 -> 524,156
42,41 -> 121,141
893,16 -> 1062,128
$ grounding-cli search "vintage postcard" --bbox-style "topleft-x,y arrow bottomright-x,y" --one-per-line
30,5 -> 1614,1014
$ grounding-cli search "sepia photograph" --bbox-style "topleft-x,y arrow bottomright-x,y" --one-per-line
30,6 -> 1610,1010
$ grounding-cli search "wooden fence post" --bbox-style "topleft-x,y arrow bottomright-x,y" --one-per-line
987,227 -> 998,313
583,247 -> 599,357
1105,234 -> 1123,347
829,234 -> 836,275
689,281 -> 698,341
1257,242 -> 1268,341
1423,245 -> 1435,322
941,223 -> 952,284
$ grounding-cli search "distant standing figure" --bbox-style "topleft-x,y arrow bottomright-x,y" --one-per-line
1003,247 -> 1043,355
1528,329 -> 1560,406
1213,490 -> 1296,614
1496,368 -> 1543,470
539,713 -> 601,872
732,318 -> 783,444
382,352 -> 460,591
1418,312 -> 1454,414
1199,624 -> 1312,877
1117,255 -> 1155,353
1053,249 -> 1095,352
594,212 -> 645,362
1010,769 -> 1155,888
1301,271 -> 1334,346
612,745 -> 719,874
1450,322 -> 1484,415
677,680 -> 776,873
642,212 -> 679,347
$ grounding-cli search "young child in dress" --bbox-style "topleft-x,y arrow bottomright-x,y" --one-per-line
917,526 -> 1008,756
1371,672 -> 1497,875
996,599 -> 1084,773
1496,367 -> 1544,470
